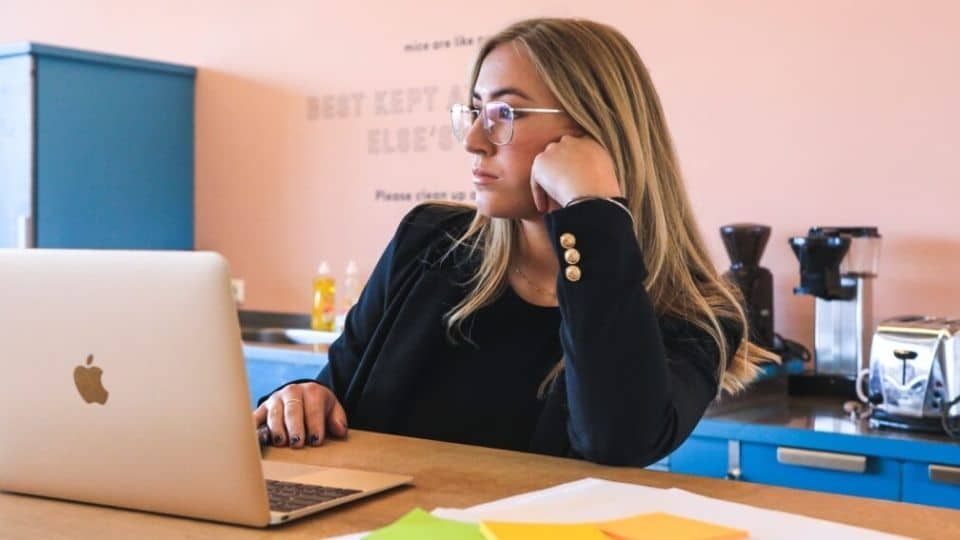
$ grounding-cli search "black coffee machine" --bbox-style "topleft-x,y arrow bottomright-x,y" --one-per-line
720,224 -> 775,349
787,227 -> 881,397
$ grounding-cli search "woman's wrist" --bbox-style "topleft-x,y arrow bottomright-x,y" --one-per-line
560,186 -> 621,207
564,194 -> 620,207
563,195 -> 635,227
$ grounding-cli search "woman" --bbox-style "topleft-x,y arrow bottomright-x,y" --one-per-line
254,18 -> 775,466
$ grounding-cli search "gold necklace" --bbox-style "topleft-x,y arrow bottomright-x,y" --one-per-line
513,266 -> 557,298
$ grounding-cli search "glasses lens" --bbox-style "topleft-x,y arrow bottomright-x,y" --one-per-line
483,102 -> 514,145
450,104 -> 477,143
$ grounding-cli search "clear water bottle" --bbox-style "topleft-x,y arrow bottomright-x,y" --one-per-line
341,260 -> 362,315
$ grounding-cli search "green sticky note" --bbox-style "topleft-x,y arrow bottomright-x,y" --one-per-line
363,508 -> 486,540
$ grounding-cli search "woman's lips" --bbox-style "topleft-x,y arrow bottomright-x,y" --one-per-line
472,168 -> 499,185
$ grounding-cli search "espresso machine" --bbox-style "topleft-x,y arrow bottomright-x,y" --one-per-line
788,227 -> 881,396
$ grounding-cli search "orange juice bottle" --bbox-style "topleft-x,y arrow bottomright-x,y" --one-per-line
311,262 -> 336,331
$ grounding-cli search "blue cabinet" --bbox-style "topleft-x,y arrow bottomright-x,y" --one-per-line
740,443 -> 901,501
0,43 -> 195,249
901,461 -> 960,510
669,405 -> 960,510
669,436 -> 729,478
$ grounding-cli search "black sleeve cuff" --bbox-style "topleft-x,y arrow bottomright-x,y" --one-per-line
544,198 -> 647,287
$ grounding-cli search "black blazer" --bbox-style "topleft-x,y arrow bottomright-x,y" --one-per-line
282,200 -> 740,466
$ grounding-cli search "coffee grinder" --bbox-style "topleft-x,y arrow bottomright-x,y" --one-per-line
720,224 -> 774,349
788,227 -> 881,396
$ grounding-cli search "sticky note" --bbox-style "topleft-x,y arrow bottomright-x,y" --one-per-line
363,508 -> 486,540
600,511 -> 748,540
480,521 -> 609,540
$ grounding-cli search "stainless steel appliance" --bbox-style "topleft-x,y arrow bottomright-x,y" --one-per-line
863,316 -> 960,435
788,227 -> 881,396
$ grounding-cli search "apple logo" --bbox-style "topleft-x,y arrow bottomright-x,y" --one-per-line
74,354 -> 109,405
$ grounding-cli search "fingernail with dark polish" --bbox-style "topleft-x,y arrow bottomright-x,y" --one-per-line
308,434 -> 319,445
273,434 -> 282,444
289,436 -> 301,446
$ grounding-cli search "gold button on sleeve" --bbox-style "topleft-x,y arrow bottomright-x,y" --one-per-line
559,233 -> 577,249
563,248 -> 581,265
564,265 -> 582,282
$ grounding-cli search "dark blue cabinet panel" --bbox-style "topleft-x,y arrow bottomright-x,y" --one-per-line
0,42 -> 195,249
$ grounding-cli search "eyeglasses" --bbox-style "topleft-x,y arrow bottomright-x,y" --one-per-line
450,101 -> 565,146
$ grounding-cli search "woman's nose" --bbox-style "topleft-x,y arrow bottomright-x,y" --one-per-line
463,114 -> 493,156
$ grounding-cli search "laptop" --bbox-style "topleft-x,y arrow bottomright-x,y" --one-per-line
0,249 -> 412,527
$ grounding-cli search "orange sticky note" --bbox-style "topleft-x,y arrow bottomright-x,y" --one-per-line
480,521 -> 609,540
600,512 -> 747,540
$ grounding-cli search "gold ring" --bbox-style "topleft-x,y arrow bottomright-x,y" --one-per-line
284,398 -> 303,406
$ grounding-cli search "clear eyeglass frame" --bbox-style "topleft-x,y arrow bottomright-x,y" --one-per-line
450,101 -> 564,145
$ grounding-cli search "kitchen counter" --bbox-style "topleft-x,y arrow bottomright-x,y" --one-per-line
671,378 -> 960,509
235,320 -> 960,508
698,380 -> 959,463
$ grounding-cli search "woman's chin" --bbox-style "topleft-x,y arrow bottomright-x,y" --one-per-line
474,194 -> 540,220
473,199 -> 498,218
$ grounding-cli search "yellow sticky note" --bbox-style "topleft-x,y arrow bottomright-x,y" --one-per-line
480,521 -> 609,540
600,511 -> 748,540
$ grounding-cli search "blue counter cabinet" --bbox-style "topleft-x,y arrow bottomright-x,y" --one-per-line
901,461 -> 960,510
739,442 -> 901,500
0,42 -> 195,249
667,395 -> 960,509
668,435 -> 730,478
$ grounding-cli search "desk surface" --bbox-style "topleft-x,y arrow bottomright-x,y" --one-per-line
2,430 -> 958,539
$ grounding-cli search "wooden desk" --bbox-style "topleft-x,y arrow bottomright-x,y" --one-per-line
2,430 -> 958,539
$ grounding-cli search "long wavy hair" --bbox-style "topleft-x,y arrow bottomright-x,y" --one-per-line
443,18 -> 778,395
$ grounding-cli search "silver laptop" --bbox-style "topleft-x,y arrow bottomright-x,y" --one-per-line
0,249 -> 411,527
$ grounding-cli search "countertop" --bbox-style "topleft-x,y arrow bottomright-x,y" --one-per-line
699,379 -> 960,462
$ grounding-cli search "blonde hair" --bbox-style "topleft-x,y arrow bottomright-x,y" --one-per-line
443,18 -> 778,395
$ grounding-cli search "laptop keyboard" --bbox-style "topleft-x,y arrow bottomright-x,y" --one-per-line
266,479 -> 362,513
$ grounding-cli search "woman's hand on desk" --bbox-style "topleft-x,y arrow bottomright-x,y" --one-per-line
253,383 -> 348,448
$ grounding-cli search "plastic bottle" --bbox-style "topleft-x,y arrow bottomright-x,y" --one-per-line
341,260 -> 362,315
311,262 -> 336,331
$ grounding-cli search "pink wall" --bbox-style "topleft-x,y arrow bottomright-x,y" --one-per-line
2,1 -> 958,353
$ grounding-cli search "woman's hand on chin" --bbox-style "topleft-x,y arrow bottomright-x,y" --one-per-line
530,135 -> 622,213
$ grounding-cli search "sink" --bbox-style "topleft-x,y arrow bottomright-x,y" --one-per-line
241,328 -> 294,344
241,327 -> 340,346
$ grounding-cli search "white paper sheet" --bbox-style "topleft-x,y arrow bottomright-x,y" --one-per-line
429,477 -> 908,540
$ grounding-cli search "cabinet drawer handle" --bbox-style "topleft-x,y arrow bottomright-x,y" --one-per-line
929,464 -> 960,486
776,447 -> 867,473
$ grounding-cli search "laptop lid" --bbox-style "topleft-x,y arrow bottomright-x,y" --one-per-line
0,249 -> 272,527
